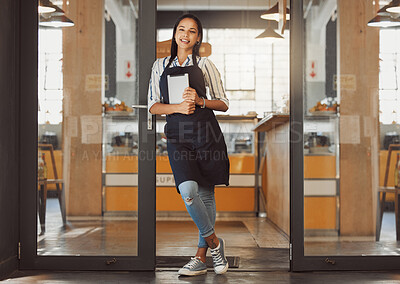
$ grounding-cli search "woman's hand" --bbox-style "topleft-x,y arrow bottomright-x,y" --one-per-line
178,100 -> 195,115
182,87 -> 203,106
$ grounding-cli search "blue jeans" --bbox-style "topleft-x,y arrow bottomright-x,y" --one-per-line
178,180 -> 216,248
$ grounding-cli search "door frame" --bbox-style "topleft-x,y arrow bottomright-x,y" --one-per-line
290,0 -> 400,271
19,0 -> 157,270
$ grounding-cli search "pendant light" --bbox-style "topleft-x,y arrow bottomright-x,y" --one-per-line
387,6 -> 400,13
385,0 -> 400,13
38,0 -> 57,13
367,14 -> 400,27
39,15 -> 75,28
367,0 -> 400,27
256,0 -> 284,40
260,1 -> 290,22
255,24 -> 284,40
38,0 -> 74,28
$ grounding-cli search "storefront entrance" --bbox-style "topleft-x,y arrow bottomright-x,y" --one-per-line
15,0 -> 400,273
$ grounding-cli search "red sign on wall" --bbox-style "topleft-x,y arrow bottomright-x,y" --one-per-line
309,61 -> 316,79
125,60 -> 133,79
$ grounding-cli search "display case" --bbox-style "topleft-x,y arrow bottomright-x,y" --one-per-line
102,113 -> 259,215
303,114 -> 340,235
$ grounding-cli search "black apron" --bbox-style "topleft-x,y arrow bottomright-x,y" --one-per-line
159,63 -> 230,193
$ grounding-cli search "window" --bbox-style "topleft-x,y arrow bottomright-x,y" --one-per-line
38,29 -> 63,124
379,29 -> 400,125
224,53 -> 256,92
157,28 -> 290,117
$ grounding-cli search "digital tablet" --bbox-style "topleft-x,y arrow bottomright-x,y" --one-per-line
167,73 -> 189,104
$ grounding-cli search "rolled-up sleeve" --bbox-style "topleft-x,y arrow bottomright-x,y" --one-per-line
148,60 -> 161,112
203,58 -> 229,108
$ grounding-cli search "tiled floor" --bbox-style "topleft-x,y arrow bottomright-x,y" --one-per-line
36,198 -> 400,269
239,217 -> 289,249
304,212 -> 400,256
305,240 -> 400,256
3,199 -> 399,282
35,199 -> 290,271
38,199 -> 289,258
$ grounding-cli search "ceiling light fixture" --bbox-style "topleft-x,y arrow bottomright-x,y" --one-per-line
260,1 -> 290,22
367,0 -> 400,27
38,0 -> 74,28
386,0 -> 400,13
39,15 -> 75,28
387,6 -> 400,13
367,14 -> 400,27
255,24 -> 284,40
38,0 -> 57,14
257,0 -> 285,39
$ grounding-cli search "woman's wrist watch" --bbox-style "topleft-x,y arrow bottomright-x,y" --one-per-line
201,97 -> 206,108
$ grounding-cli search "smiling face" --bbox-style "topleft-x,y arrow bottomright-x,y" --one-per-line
174,17 -> 201,53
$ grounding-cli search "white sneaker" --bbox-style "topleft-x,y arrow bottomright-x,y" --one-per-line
210,238 -> 229,274
178,256 -> 207,276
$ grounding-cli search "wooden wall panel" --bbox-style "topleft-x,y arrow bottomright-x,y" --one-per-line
105,187 -> 255,212
338,0 -> 379,236
215,188 -> 255,212
157,156 -> 173,173
105,155 -> 255,174
63,0 -> 104,216
106,187 -> 138,211
104,154 -> 255,212
265,123 -> 290,235
106,156 -> 139,173
304,156 -> 336,179
156,188 -> 186,211
230,155 -> 255,174
304,197 -> 336,229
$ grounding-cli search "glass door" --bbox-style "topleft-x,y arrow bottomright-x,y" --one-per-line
19,0 -> 156,270
291,0 -> 400,270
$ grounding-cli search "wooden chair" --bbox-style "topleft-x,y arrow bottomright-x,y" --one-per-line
38,144 -> 66,234
376,144 -> 400,241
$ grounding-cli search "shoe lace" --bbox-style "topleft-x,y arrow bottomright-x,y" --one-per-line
210,248 -> 224,266
184,257 -> 202,269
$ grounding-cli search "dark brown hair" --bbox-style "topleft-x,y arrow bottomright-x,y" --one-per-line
166,13 -> 203,68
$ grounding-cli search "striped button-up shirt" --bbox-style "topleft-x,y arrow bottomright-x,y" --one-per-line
148,54 -> 229,111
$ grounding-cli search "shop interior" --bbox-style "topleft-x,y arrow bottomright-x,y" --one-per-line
303,0 -> 400,256
37,0 -> 290,270
36,0 -> 400,270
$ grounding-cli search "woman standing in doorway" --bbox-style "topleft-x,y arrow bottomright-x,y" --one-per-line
148,14 -> 230,276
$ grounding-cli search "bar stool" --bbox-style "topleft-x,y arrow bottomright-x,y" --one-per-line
37,144 -> 66,235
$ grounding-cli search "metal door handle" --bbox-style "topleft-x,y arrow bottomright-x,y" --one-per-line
131,104 -> 153,130
131,104 -> 148,109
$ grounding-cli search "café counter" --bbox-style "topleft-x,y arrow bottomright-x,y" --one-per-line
253,114 -> 290,235
103,114 -> 259,215
254,113 -> 341,236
